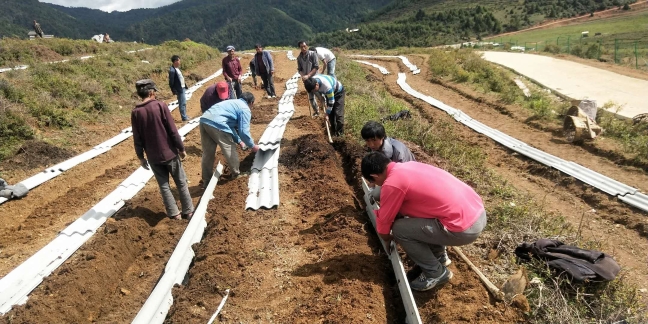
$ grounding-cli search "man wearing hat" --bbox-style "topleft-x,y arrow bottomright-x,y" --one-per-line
131,79 -> 194,220
222,45 -> 243,99
168,55 -> 190,121
200,81 -> 230,113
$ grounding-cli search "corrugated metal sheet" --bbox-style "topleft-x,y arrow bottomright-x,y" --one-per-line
350,55 -> 419,74
287,50 -> 296,61
0,73 -> 215,315
1,48 -> 152,73
132,163 -> 224,324
354,60 -> 390,75
246,73 -> 300,210
393,71 -> 648,212
0,69 -> 223,206
360,178 -> 422,324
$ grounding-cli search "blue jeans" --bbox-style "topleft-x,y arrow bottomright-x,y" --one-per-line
326,59 -> 337,78
176,88 -> 188,121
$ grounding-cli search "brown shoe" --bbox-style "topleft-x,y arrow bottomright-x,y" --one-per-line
169,213 -> 181,220
181,212 -> 194,220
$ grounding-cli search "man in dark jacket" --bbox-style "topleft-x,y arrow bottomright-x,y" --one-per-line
254,44 -> 276,98
168,55 -> 189,121
33,20 -> 44,38
249,59 -> 258,89
131,79 -> 194,220
200,81 -> 230,113
222,45 -> 243,99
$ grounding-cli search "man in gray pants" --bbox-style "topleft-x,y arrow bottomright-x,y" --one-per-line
131,79 -> 194,220
297,41 -> 321,115
361,152 -> 487,291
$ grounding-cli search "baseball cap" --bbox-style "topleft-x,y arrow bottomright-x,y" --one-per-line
226,45 -> 235,52
215,81 -> 229,100
135,79 -> 158,92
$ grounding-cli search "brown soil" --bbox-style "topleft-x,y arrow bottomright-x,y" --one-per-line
360,57 -> 648,299
1,140 -> 76,172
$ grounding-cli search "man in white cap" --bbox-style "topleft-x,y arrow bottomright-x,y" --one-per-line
222,45 -> 243,99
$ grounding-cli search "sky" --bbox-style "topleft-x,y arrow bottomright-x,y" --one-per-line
39,0 -> 181,12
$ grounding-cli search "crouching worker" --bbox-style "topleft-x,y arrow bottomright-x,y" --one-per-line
361,152 -> 487,291
361,121 -> 415,202
200,92 -> 259,185
131,79 -> 194,220
303,75 -> 345,136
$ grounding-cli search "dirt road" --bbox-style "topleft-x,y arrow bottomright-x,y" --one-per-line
480,51 -> 648,119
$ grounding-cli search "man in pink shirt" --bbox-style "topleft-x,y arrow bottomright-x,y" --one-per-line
361,152 -> 487,291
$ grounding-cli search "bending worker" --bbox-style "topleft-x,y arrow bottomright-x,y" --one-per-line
200,92 -> 259,185
361,152 -> 487,291
303,74 -> 345,135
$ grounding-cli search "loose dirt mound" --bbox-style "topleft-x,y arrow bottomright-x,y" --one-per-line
3,140 -> 75,171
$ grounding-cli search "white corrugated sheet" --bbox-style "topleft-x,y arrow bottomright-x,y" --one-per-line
0,48 -> 152,73
353,60 -> 390,75
394,72 -> 648,212
287,50 -> 297,61
246,73 -> 300,210
0,69 -> 223,206
361,178 -> 422,324
132,163 -> 224,324
0,92 -> 207,315
350,54 -> 420,74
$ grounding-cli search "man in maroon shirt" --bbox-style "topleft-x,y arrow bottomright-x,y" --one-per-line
131,79 -> 194,220
222,45 -> 243,99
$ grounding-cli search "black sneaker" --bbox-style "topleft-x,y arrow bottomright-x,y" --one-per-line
438,251 -> 452,266
410,267 -> 453,292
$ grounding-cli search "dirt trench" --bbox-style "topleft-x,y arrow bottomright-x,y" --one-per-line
359,58 -> 648,297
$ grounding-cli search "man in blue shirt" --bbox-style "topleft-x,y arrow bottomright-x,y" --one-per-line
200,92 -> 259,184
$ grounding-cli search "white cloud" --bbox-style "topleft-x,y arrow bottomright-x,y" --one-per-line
39,0 -> 181,12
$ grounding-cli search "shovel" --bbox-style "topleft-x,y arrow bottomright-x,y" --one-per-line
325,118 -> 333,143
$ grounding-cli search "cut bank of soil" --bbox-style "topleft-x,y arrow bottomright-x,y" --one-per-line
1,140 -> 76,172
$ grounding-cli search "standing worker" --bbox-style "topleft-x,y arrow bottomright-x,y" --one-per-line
254,44 -> 276,99
33,20 -> 44,38
168,55 -> 190,121
200,92 -> 259,184
297,41 -> 320,115
222,45 -> 243,99
249,58 -> 258,89
131,79 -> 194,220
310,46 -> 337,78
361,152 -> 487,291
303,74 -> 345,135
199,81 -> 230,113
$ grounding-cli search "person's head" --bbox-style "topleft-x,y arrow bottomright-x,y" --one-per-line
298,41 -> 308,54
215,81 -> 229,100
240,92 -> 255,107
135,79 -> 158,100
361,121 -> 387,151
255,44 -> 263,54
303,77 -> 319,93
226,45 -> 235,57
361,152 -> 391,185
171,55 -> 181,67
309,46 -> 317,53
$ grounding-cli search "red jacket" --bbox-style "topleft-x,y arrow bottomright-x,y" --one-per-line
222,56 -> 242,79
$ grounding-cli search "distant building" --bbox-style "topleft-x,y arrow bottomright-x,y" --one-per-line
28,31 -> 53,40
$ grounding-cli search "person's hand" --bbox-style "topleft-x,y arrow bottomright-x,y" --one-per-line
139,158 -> 150,170
368,181 -> 376,189
325,114 -> 329,121
325,108 -> 332,115
239,141 -> 247,150
270,70 -> 274,75
225,76 -> 232,82
301,75 -> 309,81
251,144 -> 260,152
172,91 -> 176,96
179,151 -> 187,160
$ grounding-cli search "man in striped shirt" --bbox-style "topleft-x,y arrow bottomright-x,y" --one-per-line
304,74 -> 345,136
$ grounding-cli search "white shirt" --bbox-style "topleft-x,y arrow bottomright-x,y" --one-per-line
176,67 -> 186,88
315,47 -> 335,63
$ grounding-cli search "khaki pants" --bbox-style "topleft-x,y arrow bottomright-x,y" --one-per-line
200,123 -> 240,184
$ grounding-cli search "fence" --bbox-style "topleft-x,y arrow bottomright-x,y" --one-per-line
471,36 -> 648,70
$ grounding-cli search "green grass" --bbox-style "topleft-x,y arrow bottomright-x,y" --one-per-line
338,56 -> 645,323
0,39 -> 220,162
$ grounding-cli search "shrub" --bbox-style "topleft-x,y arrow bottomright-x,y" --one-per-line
544,44 -> 561,54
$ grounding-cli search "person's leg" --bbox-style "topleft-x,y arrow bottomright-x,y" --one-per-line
169,157 -> 194,215
178,88 -> 188,121
234,80 -> 243,99
331,91 -> 345,136
260,73 -> 271,97
267,73 -> 276,96
200,124 -> 218,186
150,161 -> 180,217
214,129 -> 240,175
327,59 -> 336,78
227,81 -> 236,99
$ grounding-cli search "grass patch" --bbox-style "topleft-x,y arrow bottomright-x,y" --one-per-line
338,56 -> 646,323
0,39 -> 219,162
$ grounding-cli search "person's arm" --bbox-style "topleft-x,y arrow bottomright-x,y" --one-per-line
235,60 -> 242,80
308,52 -> 319,78
266,51 -> 274,74
237,108 -> 255,148
222,58 -> 232,81
131,111 -> 149,169
374,185 -> 406,246
168,68 -> 176,94
160,102 -> 185,152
